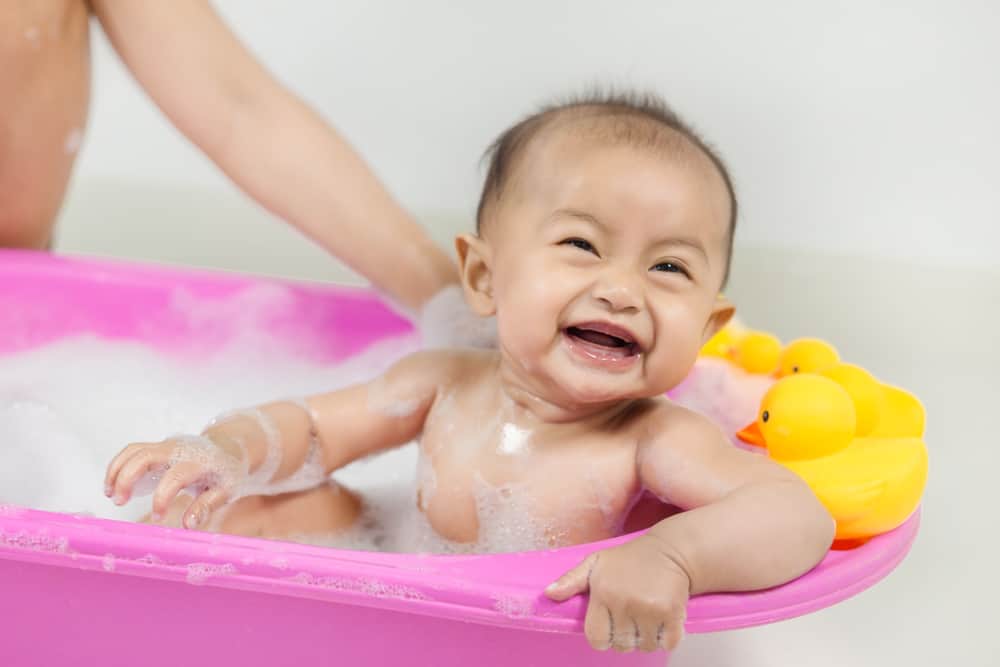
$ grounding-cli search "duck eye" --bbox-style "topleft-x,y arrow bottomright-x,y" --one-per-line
792,366 -> 799,373
762,410 -> 770,423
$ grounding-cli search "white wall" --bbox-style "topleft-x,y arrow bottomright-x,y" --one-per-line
71,0 -> 999,270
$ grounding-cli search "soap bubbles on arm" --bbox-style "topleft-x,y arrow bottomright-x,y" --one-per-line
104,434 -> 247,529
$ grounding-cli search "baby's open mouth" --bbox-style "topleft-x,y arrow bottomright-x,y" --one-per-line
564,323 -> 641,359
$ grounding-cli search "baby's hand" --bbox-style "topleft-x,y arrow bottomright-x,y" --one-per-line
545,535 -> 690,653
104,435 -> 248,529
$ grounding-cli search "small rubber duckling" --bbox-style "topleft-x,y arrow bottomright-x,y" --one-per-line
795,359 -> 923,438
777,338 -> 840,377
736,374 -> 928,541
736,374 -> 855,459
699,312 -> 747,359
820,363 -> 885,436
732,331 -> 782,374
700,326 -> 741,360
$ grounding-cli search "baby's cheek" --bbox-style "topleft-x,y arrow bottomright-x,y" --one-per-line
496,277 -> 558,342
650,333 -> 703,392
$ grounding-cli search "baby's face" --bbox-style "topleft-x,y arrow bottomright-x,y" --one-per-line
479,129 -> 733,408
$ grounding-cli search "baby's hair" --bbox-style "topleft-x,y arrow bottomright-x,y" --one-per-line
476,90 -> 737,285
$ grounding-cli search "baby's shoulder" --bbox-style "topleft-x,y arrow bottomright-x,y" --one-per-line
388,348 -> 497,390
634,397 -> 727,450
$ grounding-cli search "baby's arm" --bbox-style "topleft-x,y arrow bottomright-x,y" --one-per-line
104,350 -> 454,529
90,0 -> 456,312
547,406 -> 833,653
636,407 -> 835,593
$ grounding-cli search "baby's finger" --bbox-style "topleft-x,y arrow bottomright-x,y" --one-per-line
104,443 -> 152,496
637,618 -> 661,653
112,444 -> 171,504
583,597 -> 613,651
545,553 -> 597,601
182,486 -> 230,530
610,610 -> 638,653
150,462 -> 206,519
659,617 -> 685,651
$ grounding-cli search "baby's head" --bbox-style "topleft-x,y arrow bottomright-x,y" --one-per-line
458,91 -> 736,409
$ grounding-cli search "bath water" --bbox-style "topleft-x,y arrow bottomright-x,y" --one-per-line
0,327 -> 768,553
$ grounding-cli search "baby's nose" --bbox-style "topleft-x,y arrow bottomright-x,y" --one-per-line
592,271 -> 642,312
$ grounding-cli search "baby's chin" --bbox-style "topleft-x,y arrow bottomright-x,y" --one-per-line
550,371 -> 665,407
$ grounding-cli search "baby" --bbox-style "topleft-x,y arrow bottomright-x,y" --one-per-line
104,93 -> 834,653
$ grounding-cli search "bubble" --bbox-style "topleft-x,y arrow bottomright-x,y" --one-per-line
0,530 -> 70,554
131,466 -> 167,498
415,451 -> 437,510
0,303 -> 773,557
211,408 -> 281,486
134,553 -> 164,566
0,325 -> 577,554
366,374 -> 425,419
419,286 -> 497,349
0,332 -> 416,523
186,562 -> 237,584
470,475 -> 569,553
492,594 -> 535,618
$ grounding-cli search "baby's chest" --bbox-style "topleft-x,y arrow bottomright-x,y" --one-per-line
416,418 -> 641,548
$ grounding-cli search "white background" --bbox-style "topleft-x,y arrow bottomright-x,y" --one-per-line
67,0 -> 998,271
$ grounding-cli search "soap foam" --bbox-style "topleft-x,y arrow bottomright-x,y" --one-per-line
0,332 -> 416,525
0,318 -> 753,554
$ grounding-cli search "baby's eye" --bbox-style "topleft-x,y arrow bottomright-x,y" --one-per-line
560,238 -> 599,256
651,262 -> 690,277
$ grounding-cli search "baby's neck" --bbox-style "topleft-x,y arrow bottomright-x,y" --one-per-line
495,358 -> 639,427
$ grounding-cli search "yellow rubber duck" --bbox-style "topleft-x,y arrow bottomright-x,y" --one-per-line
777,338 -> 840,377
736,374 -> 928,541
809,360 -> 924,438
732,331 -> 783,374
871,383 -> 925,438
821,363 -> 885,436
775,340 -> 924,438
700,313 -> 748,360
700,326 -> 742,360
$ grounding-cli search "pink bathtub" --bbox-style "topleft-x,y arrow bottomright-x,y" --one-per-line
0,250 -> 920,666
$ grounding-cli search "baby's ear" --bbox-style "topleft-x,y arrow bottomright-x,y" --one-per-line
702,294 -> 736,343
455,234 -> 496,316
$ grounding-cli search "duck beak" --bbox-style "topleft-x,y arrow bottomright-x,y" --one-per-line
736,421 -> 766,448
